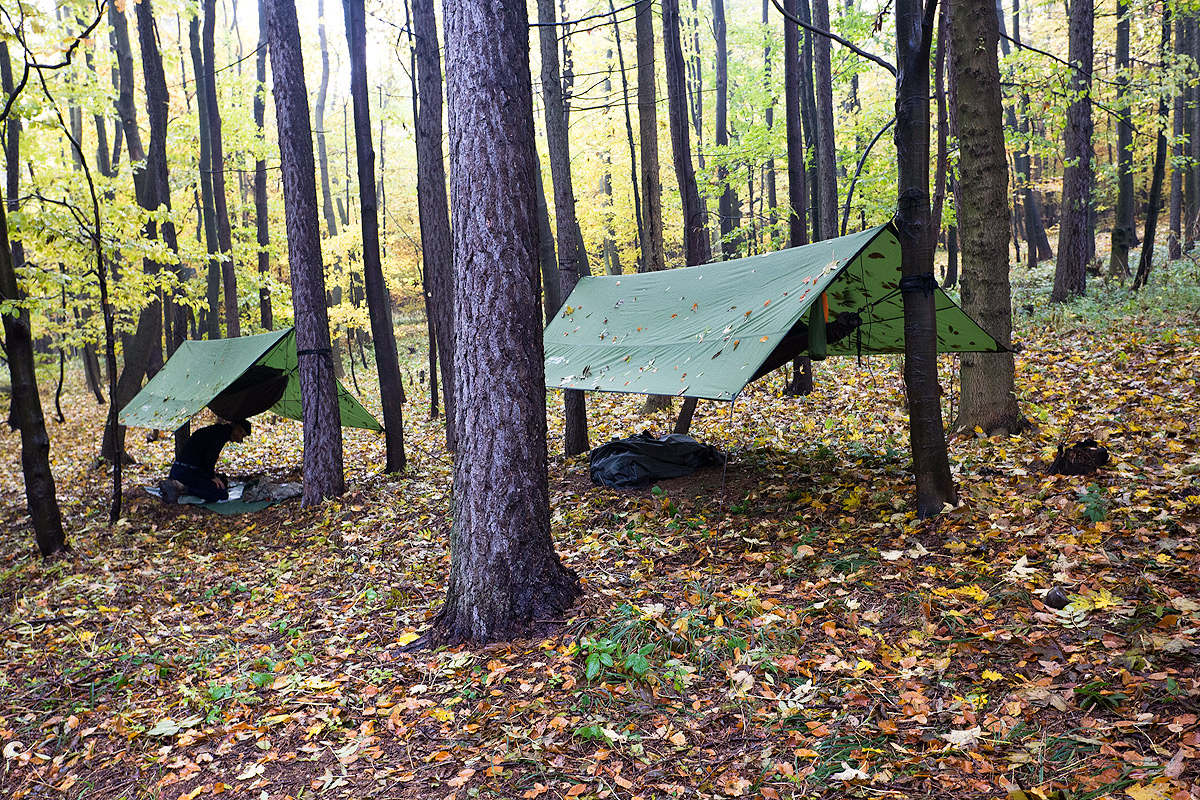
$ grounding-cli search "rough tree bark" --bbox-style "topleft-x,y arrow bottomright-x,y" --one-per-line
896,0 -> 956,517
412,0 -> 456,451
432,0 -> 582,644
949,0 -> 1028,437
264,0 -> 345,505
343,0 -> 407,471
538,0 -> 590,456
1050,0 -> 1093,303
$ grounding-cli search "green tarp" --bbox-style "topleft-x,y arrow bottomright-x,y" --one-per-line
544,224 -> 1005,401
119,328 -> 383,431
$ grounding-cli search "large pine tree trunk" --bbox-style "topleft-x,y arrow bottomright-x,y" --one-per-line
538,0 -> 590,456
895,0 -> 956,517
412,0 -> 456,452
264,0 -> 345,505
433,0 -> 581,644
949,0 -> 1027,437
1051,0 -> 1093,303
1,44 -> 67,557
202,0 -> 239,336
343,0 -> 407,471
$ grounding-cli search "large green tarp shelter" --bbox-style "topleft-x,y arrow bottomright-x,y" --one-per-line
119,328 -> 383,431
544,224 -> 1005,401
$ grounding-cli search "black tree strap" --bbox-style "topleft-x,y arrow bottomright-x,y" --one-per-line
899,272 -> 937,297
296,347 -> 333,364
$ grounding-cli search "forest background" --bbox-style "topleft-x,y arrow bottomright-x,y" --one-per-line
2,0 -> 1200,797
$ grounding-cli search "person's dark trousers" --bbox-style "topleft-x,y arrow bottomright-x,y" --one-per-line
168,463 -> 230,503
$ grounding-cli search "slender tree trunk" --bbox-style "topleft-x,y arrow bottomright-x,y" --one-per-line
1051,0 -> 1093,303
265,0 -> 345,505
535,155 -> 561,320
317,0 -> 338,238
255,0 -> 273,328
1133,9 -> 1173,290
636,0 -> 671,414
1108,0 -> 1134,279
611,0 -> 644,268
896,0 -> 956,517
190,17 -> 222,339
1169,12 -> 1185,260
433,0 -> 581,645
412,0 -> 456,452
713,0 -> 740,254
932,7 -> 948,243
783,0 -> 813,396
538,0 -> 591,456
812,0 -> 838,240
784,0 -> 808,248
343,0 -> 407,471
664,0 -> 710,267
949,0 -> 1027,437
665,0 -> 710,434
1,44 -> 66,557
763,0 -> 777,247
203,0 -> 239,336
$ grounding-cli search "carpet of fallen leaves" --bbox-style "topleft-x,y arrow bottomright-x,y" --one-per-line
2,269 -> 1200,800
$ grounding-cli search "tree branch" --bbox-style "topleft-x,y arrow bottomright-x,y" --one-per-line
770,0 -> 896,77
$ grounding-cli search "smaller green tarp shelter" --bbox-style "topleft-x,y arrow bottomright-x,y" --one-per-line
544,224 -> 1005,401
119,328 -> 382,431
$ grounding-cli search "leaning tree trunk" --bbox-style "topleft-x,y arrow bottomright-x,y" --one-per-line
949,0 -> 1028,437
316,0 -> 338,238
202,0 -> 239,336
896,0 -> 957,517
255,0 -> 273,328
412,0 -> 456,452
538,0 -> 590,456
433,0 -> 582,645
1133,8 -> 1173,291
1,45 -> 67,557
1051,0 -> 1093,303
343,0 -> 407,471
264,0 -> 345,505
783,0 -> 808,249
635,0 -> 671,414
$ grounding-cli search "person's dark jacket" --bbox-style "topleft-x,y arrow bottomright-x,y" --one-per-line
173,423 -> 236,478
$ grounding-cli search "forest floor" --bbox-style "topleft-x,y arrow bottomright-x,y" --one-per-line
2,261 -> 1200,800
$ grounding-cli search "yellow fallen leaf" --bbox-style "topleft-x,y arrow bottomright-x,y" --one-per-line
981,669 -> 1003,682
396,631 -> 420,646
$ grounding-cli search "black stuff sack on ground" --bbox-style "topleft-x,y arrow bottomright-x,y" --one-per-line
589,432 -> 726,488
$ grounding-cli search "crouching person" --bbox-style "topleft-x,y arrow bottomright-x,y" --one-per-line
158,419 -> 251,503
